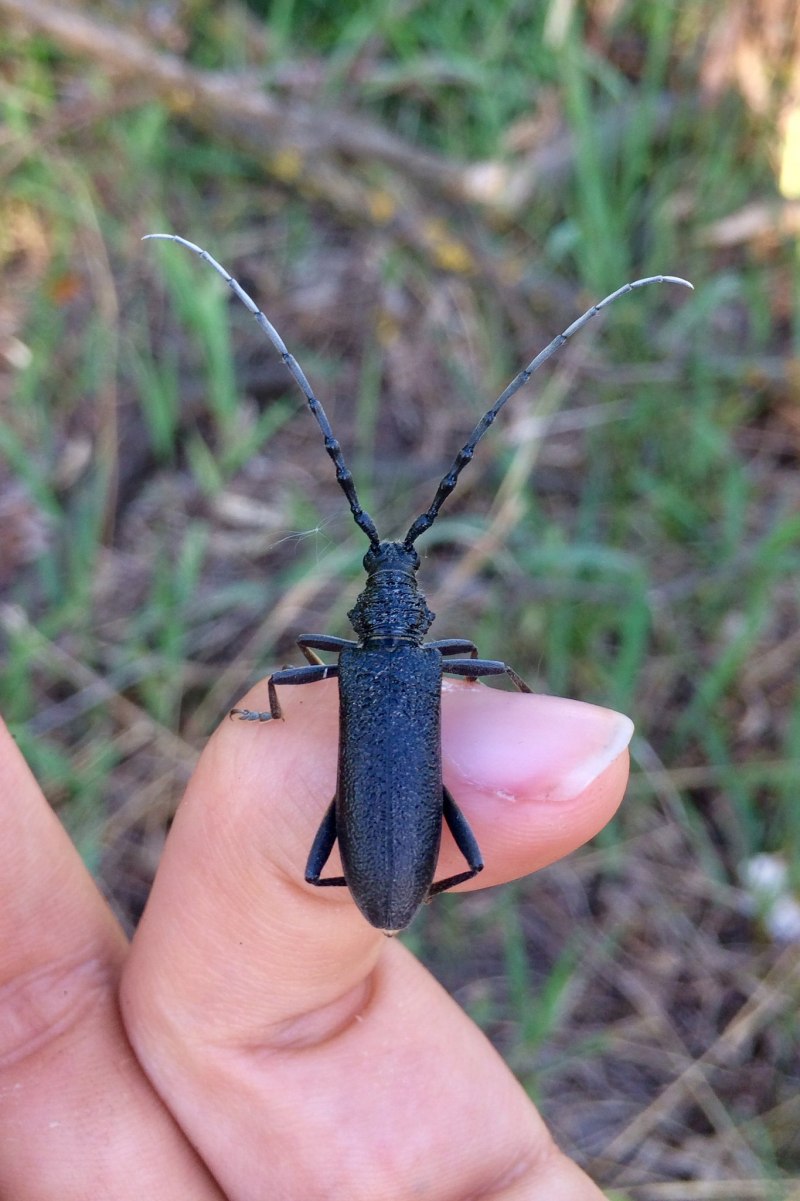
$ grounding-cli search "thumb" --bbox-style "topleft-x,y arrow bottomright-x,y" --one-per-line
120,679 -> 627,1199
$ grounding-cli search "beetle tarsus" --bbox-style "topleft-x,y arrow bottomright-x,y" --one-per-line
230,707 -> 274,722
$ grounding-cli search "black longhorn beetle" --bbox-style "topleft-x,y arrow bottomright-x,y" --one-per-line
146,233 -> 692,933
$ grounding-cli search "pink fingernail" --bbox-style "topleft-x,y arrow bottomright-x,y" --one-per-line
442,687 -> 634,804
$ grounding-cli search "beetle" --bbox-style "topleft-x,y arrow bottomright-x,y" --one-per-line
146,233 -> 691,931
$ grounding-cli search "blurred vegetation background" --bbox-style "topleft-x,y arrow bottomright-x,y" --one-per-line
1,1 -> 799,1196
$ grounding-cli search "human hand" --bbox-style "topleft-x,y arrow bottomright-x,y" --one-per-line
0,680 -> 632,1198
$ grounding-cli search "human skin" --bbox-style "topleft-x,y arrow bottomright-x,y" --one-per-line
0,679 -> 632,1199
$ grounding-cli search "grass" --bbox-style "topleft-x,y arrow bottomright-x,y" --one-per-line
1,0 -> 799,1193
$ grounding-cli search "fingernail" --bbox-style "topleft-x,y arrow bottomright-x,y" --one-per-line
442,687 -> 634,804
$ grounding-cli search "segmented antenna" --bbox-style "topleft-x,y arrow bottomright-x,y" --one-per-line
402,274 -> 692,547
144,234 -> 381,550
146,235 -> 692,554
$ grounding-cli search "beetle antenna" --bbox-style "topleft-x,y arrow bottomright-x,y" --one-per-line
403,274 -> 693,548
144,234 -> 382,551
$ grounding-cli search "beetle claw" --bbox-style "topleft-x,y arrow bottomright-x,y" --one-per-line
229,707 -> 274,723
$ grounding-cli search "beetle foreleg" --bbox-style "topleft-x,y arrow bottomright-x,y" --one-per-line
305,799 -> 347,888
427,638 -> 479,658
296,633 -> 357,666
427,787 -> 484,898
231,662 -> 340,721
442,657 -> 531,693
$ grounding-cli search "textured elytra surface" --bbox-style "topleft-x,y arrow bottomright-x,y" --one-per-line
337,644 -> 443,929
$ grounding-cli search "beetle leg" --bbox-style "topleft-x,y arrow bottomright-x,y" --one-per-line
442,657 -> 532,693
231,662 -> 339,722
296,633 -> 357,666
305,799 -> 347,888
427,638 -> 479,658
427,787 -> 484,898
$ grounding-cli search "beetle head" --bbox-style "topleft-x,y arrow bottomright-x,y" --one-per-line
362,540 -> 420,578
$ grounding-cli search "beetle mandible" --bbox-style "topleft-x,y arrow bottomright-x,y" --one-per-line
146,233 -> 692,932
